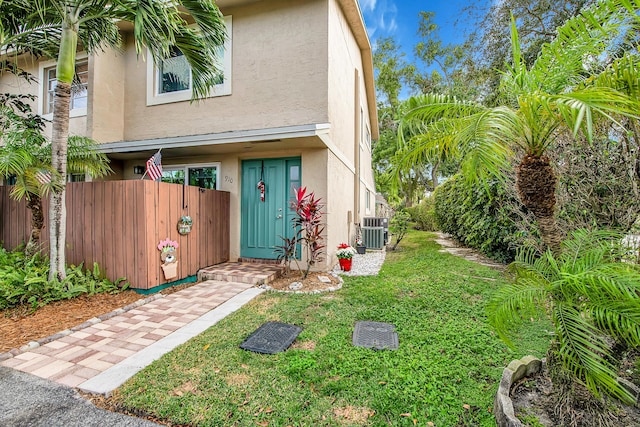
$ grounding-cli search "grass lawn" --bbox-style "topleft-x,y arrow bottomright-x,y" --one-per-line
115,231 -> 550,426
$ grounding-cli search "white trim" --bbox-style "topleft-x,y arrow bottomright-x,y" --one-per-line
162,162 -> 221,190
38,54 -> 89,119
146,16 -> 233,106
99,123 -> 331,153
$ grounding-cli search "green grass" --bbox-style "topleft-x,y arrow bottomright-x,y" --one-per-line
116,231 -> 550,426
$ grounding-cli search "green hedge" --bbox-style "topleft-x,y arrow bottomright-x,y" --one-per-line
434,174 -> 523,263
406,197 -> 438,231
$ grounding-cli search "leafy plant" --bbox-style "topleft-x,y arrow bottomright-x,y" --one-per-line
292,187 -> 325,279
406,197 -> 438,231
0,249 -> 128,310
274,235 -> 300,275
389,210 -> 410,251
488,229 -> 640,405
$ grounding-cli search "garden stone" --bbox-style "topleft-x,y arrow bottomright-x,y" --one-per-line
289,282 -> 303,291
317,275 -> 331,283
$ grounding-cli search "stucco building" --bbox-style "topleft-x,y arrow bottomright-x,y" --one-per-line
0,0 -> 378,271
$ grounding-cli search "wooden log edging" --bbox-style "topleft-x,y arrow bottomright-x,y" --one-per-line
494,355 -> 544,427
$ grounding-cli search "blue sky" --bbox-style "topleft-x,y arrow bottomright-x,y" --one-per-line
360,0 -> 480,59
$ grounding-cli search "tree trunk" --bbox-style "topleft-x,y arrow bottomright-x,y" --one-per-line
49,82 -> 71,281
431,161 -> 440,189
516,154 -> 563,254
25,195 -> 44,258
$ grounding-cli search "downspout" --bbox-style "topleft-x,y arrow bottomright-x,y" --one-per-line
353,68 -> 360,225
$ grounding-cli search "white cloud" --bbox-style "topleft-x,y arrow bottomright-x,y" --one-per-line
360,0 -> 377,12
362,0 -> 397,41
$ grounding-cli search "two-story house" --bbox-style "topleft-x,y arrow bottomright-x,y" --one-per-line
0,0 -> 378,271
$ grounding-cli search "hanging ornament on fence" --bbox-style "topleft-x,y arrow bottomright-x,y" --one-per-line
257,160 -> 266,202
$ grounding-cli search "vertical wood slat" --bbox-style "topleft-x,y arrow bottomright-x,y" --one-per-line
1,181 -> 229,290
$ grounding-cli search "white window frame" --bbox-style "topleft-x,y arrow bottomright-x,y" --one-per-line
365,189 -> 371,214
161,162 -> 221,190
146,16 -> 232,106
38,54 -> 89,120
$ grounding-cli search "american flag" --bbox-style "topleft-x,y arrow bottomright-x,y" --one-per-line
35,171 -> 51,185
146,150 -> 163,181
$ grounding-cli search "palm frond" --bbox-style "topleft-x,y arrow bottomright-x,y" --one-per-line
487,278 -> 549,347
553,302 -> 634,403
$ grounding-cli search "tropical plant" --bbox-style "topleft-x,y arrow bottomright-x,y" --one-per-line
292,187 -> 325,279
396,1 -> 640,255
0,131 -> 112,257
0,0 -> 227,280
488,229 -> 640,408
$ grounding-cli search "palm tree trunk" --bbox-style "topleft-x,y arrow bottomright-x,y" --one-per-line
48,22 -> 78,282
25,195 -> 44,258
516,154 -> 563,254
49,81 -> 71,281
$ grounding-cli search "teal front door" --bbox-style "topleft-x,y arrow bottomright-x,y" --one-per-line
241,158 -> 301,259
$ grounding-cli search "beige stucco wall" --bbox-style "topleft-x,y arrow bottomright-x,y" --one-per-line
90,0 -> 329,143
327,0 -> 376,226
89,45 -> 126,143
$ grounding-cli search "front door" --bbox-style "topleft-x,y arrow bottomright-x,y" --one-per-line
241,158 -> 301,259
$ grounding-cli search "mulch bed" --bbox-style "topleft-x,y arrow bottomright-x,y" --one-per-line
264,271 -> 342,292
0,281 -> 200,353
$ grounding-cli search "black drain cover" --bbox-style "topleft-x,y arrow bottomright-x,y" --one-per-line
352,321 -> 398,350
240,321 -> 302,354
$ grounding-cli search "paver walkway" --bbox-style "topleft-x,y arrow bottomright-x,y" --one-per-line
0,270 -> 272,395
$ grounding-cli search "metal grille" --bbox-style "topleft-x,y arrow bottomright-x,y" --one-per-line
240,321 -> 302,354
352,321 -> 398,350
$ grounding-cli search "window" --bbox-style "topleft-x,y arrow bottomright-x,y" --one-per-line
147,16 -> 232,106
161,164 -> 220,190
365,189 -> 371,214
69,173 -> 85,182
39,56 -> 88,118
4,175 -> 17,185
158,47 -> 191,94
44,60 -> 88,115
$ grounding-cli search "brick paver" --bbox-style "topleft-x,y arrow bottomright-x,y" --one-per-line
1,279 -> 257,389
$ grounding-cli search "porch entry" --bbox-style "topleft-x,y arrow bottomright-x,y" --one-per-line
241,157 -> 301,259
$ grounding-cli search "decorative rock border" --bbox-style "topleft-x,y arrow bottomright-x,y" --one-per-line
494,355 -> 544,427
0,293 -> 165,362
258,272 -> 343,294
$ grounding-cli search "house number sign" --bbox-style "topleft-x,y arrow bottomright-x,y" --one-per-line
178,215 -> 193,235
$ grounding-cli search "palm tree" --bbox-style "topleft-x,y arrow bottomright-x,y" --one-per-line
488,229 -> 640,405
0,0 -> 227,280
0,128 -> 112,257
396,1 -> 640,254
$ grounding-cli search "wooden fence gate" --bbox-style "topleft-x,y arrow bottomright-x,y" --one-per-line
0,181 -> 230,290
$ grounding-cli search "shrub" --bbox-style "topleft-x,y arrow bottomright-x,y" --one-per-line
389,210 -> 411,250
406,197 -> 438,231
433,174 -> 524,263
0,248 -> 127,310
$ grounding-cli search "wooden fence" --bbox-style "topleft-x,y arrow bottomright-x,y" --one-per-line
0,181 -> 230,290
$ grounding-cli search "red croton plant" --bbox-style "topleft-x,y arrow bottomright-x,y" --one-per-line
293,187 -> 325,279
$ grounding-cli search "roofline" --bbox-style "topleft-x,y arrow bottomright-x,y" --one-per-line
98,123 -> 331,153
336,0 -> 379,139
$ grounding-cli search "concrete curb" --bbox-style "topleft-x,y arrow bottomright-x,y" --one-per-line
0,294 -> 165,362
494,355 -> 544,427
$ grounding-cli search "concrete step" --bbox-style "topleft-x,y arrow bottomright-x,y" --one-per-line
197,262 -> 284,285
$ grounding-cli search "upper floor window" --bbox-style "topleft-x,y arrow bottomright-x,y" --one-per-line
147,16 -> 232,106
159,47 -> 191,94
39,57 -> 88,118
